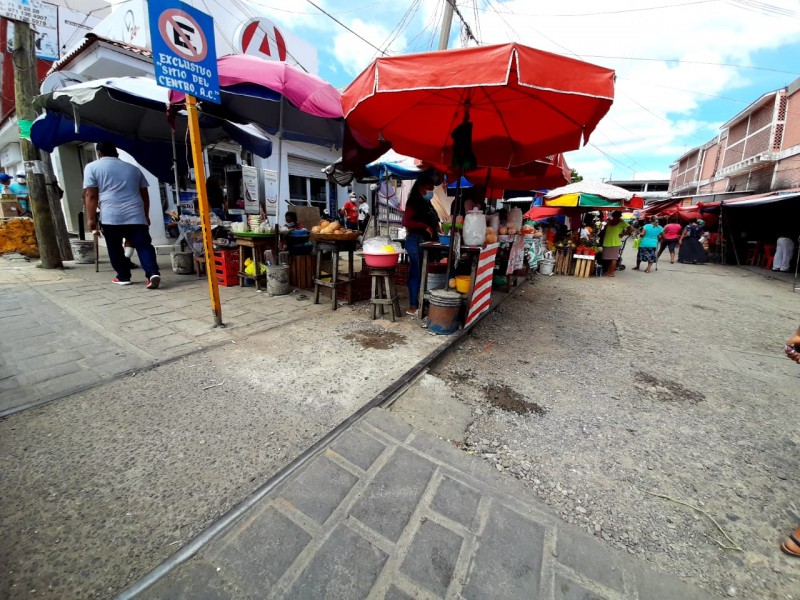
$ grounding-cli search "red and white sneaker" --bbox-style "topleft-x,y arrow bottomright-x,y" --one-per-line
112,277 -> 132,286
146,274 -> 161,290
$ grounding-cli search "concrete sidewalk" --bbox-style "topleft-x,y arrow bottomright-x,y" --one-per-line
130,409 -> 712,600
0,254 -> 329,415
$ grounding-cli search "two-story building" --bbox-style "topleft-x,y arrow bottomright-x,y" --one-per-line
669,76 -> 800,201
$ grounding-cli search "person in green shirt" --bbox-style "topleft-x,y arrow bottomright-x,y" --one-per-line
600,210 -> 632,277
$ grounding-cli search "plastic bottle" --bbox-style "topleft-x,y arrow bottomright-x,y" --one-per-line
463,209 -> 487,246
508,207 -> 523,232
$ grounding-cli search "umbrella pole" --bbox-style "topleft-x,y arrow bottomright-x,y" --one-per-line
446,172 -> 461,276
172,132 -> 182,218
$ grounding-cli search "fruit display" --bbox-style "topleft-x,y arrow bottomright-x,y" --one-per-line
312,220 -> 345,235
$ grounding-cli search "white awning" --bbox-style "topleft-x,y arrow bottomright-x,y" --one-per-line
724,191 -> 800,208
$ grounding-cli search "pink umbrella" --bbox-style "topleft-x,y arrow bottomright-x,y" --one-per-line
170,55 -> 343,147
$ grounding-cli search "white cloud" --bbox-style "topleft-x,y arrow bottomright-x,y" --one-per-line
331,18 -> 410,76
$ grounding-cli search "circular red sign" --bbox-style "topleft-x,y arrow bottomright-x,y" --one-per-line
158,9 -> 208,62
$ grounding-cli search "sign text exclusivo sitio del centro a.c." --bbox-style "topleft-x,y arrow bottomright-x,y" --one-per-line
156,53 -> 218,101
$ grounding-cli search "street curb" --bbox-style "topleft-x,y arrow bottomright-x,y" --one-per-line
115,277 -> 531,599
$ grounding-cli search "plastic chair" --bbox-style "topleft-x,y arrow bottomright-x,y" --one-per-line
762,243 -> 776,270
745,242 -> 760,265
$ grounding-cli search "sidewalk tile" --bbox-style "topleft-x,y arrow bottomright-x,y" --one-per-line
204,507 -> 312,597
557,527 -> 624,592
329,429 -> 387,471
136,559 -> 243,600
280,456 -> 359,525
554,574 -> 610,600
400,519 -> 463,597
284,524 -> 388,600
462,503 -> 545,600
350,447 -> 436,543
18,362 -> 82,386
635,567 -> 714,600
430,476 -> 481,530
384,585 -> 415,600
363,408 -> 413,442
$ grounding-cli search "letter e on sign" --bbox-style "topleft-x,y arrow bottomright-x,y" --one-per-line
159,10 -> 207,61
238,18 -> 286,62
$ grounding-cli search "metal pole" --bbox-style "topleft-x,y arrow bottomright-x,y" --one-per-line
12,20 -> 62,268
171,131 -> 181,217
186,95 -> 223,327
438,0 -> 455,50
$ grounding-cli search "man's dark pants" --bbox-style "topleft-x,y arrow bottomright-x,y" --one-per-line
101,224 -> 160,282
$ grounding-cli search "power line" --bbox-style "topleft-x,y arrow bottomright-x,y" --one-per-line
726,0 -> 800,18
449,0 -> 480,45
303,0 -> 388,56
483,0 -> 719,18
580,55 -> 799,76
616,76 -> 751,103
372,0 -> 422,60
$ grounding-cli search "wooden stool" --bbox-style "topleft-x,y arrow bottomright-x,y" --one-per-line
194,254 -> 205,278
313,240 -> 356,310
234,236 -> 273,291
369,267 -> 401,321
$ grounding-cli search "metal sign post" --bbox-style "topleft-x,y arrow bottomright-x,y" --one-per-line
148,0 -> 224,326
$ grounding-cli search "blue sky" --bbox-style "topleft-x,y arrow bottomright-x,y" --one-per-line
253,0 -> 800,181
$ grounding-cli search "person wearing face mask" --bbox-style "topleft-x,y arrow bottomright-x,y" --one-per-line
10,173 -> 30,215
402,176 -> 440,317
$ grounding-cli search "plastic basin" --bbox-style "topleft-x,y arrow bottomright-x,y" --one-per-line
455,275 -> 472,294
438,234 -> 451,245
363,253 -> 400,268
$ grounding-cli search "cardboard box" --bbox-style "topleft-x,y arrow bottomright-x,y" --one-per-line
0,199 -> 21,219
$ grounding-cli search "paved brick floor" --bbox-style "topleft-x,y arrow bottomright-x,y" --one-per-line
134,409 -> 713,600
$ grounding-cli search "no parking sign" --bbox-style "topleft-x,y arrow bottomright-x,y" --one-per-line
148,0 -> 220,103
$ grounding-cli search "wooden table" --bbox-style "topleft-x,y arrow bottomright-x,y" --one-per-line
234,234 -> 277,291
313,239 -> 357,310
418,242 -> 483,318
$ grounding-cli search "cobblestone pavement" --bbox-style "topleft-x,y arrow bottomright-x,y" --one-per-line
133,409 -> 712,600
0,256 -> 329,415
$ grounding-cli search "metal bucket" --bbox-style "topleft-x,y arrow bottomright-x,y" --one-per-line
538,258 -> 555,276
171,251 -> 194,274
267,264 -> 290,296
70,240 -> 95,264
427,289 -> 462,335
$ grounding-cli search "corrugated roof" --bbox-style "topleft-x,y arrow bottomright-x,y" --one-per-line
46,33 -> 152,76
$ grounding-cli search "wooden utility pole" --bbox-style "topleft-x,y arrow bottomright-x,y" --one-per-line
12,20 -> 62,268
438,0 -> 455,50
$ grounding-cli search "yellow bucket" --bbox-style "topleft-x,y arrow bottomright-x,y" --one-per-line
455,275 -> 472,294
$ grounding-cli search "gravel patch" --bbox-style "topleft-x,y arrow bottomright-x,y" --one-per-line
405,258 -> 800,599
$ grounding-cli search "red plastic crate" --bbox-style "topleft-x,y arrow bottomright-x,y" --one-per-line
214,250 -> 240,286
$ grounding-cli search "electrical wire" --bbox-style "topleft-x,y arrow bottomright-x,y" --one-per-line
449,0 -> 480,45
303,0 -> 388,56
580,55 -> 799,76
372,0 -> 422,59
484,0 -> 720,18
726,0 -> 800,18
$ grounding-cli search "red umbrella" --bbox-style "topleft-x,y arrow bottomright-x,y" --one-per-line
454,154 -> 572,198
342,43 -> 615,168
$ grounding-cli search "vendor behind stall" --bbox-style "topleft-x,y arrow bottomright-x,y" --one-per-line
284,210 -> 303,230
402,176 -> 440,317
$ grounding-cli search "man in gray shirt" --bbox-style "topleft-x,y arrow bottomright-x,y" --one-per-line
84,142 -> 161,289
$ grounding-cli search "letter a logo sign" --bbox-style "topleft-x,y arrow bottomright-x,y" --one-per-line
238,18 -> 287,62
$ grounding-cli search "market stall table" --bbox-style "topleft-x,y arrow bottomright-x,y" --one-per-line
313,239 -> 358,310
234,232 -> 277,291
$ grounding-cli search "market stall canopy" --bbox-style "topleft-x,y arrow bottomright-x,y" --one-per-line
32,76 -> 273,159
544,179 -> 637,209
341,43 -> 615,170
366,149 -> 429,179
523,206 -> 569,220
169,55 -> 344,148
32,112 -> 181,182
